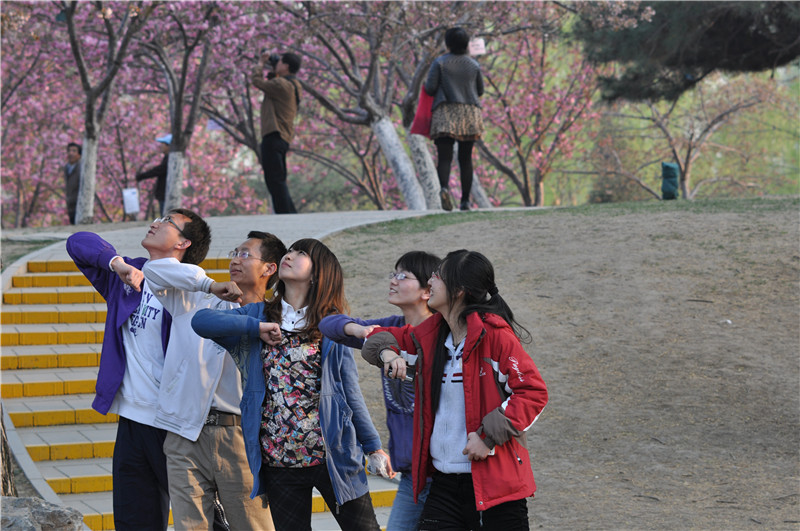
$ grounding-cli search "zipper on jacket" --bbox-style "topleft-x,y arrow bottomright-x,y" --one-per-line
512,446 -> 523,465
411,330 -> 426,501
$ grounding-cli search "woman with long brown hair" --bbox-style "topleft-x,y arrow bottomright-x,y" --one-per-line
192,238 -> 391,531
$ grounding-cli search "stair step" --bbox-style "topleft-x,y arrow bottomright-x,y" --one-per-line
10,270 -> 232,289
1,322 -> 104,347
1,303 -> 107,325
26,260 -> 79,273
59,492 -> 118,531
17,423 -> 116,461
38,457 -> 114,494
4,394 -> 117,427
2,367 -> 98,398
1,344 -> 101,370
26,257 -> 232,274
3,286 -> 105,305
11,272 -> 91,288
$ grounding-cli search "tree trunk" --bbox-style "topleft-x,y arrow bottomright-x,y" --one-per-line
2,404 -> 17,497
75,135 -> 98,224
407,134 -> 441,209
681,159 -> 692,199
163,151 -> 185,213
533,173 -> 544,207
470,179 -> 492,209
372,117 -> 426,210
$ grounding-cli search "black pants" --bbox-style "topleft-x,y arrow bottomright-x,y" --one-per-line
112,417 -> 170,530
418,472 -> 529,531
435,137 -> 475,203
260,132 -> 297,214
261,463 -> 379,531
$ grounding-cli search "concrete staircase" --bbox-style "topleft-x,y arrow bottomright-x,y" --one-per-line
2,255 -> 396,530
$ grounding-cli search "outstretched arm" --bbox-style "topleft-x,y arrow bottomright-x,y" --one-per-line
66,232 -> 144,299
319,314 -> 404,349
192,305 -> 262,354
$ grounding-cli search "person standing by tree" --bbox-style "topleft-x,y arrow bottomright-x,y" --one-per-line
425,27 -> 485,212
64,142 -> 82,225
136,134 -> 171,216
252,52 -> 303,214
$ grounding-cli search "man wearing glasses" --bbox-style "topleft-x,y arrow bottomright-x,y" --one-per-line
67,209 -> 211,530
142,230 -> 287,530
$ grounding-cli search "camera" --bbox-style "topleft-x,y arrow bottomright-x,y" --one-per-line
261,50 -> 281,68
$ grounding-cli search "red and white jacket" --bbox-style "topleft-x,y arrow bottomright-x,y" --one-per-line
363,312 -> 548,511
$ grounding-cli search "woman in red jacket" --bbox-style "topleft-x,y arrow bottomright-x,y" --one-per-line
362,250 -> 548,530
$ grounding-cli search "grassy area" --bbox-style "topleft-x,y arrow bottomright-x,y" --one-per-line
339,195 -> 799,236
0,239 -> 62,272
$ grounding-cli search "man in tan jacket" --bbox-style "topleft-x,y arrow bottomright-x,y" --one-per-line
252,51 -> 302,214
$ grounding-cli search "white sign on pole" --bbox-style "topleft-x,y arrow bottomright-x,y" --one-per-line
469,38 -> 486,56
123,188 -> 140,215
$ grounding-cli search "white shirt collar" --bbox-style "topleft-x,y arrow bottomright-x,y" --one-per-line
280,298 -> 307,332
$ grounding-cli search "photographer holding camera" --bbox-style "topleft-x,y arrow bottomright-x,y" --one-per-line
252,51 -> 302,214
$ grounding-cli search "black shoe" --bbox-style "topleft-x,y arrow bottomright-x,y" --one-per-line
460,201 -> 470,211
439,189 -> 453,211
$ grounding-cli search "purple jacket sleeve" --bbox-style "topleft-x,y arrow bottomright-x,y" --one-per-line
66,232 -> 145,298
319,314 -> 406,349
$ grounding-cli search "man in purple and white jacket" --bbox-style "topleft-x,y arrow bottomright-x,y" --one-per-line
67,209 -> 210,531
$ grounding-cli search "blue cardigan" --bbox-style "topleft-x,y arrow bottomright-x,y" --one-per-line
67,232 -> 171,415
319,314 -> 417,473
191,302 -> 382,505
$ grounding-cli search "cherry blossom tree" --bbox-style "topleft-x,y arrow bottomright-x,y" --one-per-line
128,1 -> 223,212
477,3 -> 599,207
60,0 -> 156,223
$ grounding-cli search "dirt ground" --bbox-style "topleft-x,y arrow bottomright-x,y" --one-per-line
323,199 -> 799,530
3,199 -> 798,529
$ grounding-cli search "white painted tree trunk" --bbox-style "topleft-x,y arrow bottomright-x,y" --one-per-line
372,116 -> 426,210
407,133 -> 442,209
75,136 -> 98,224
471,178 -> 492,208
163,151 -> 185,213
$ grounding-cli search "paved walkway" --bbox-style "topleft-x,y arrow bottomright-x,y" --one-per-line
4,209 -> 431,265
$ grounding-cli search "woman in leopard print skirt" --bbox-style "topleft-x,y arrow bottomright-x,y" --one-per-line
425,27 -> 485,211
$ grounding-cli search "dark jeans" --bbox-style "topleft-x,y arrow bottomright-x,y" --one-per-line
418,472 -> 529,531
260,132 -> 297,214
435,137 -> 475,203
112,417 -> 170,531
261,463 -> 379,531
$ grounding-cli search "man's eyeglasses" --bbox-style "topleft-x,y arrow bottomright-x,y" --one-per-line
153,216 -> 185,237
228,250 -> 267,262
388,272 -> 417,281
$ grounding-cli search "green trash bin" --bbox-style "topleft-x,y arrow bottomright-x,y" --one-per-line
661,162 -> 679,200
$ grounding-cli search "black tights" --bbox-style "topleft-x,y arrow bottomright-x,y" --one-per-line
435,137 -> 474,203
